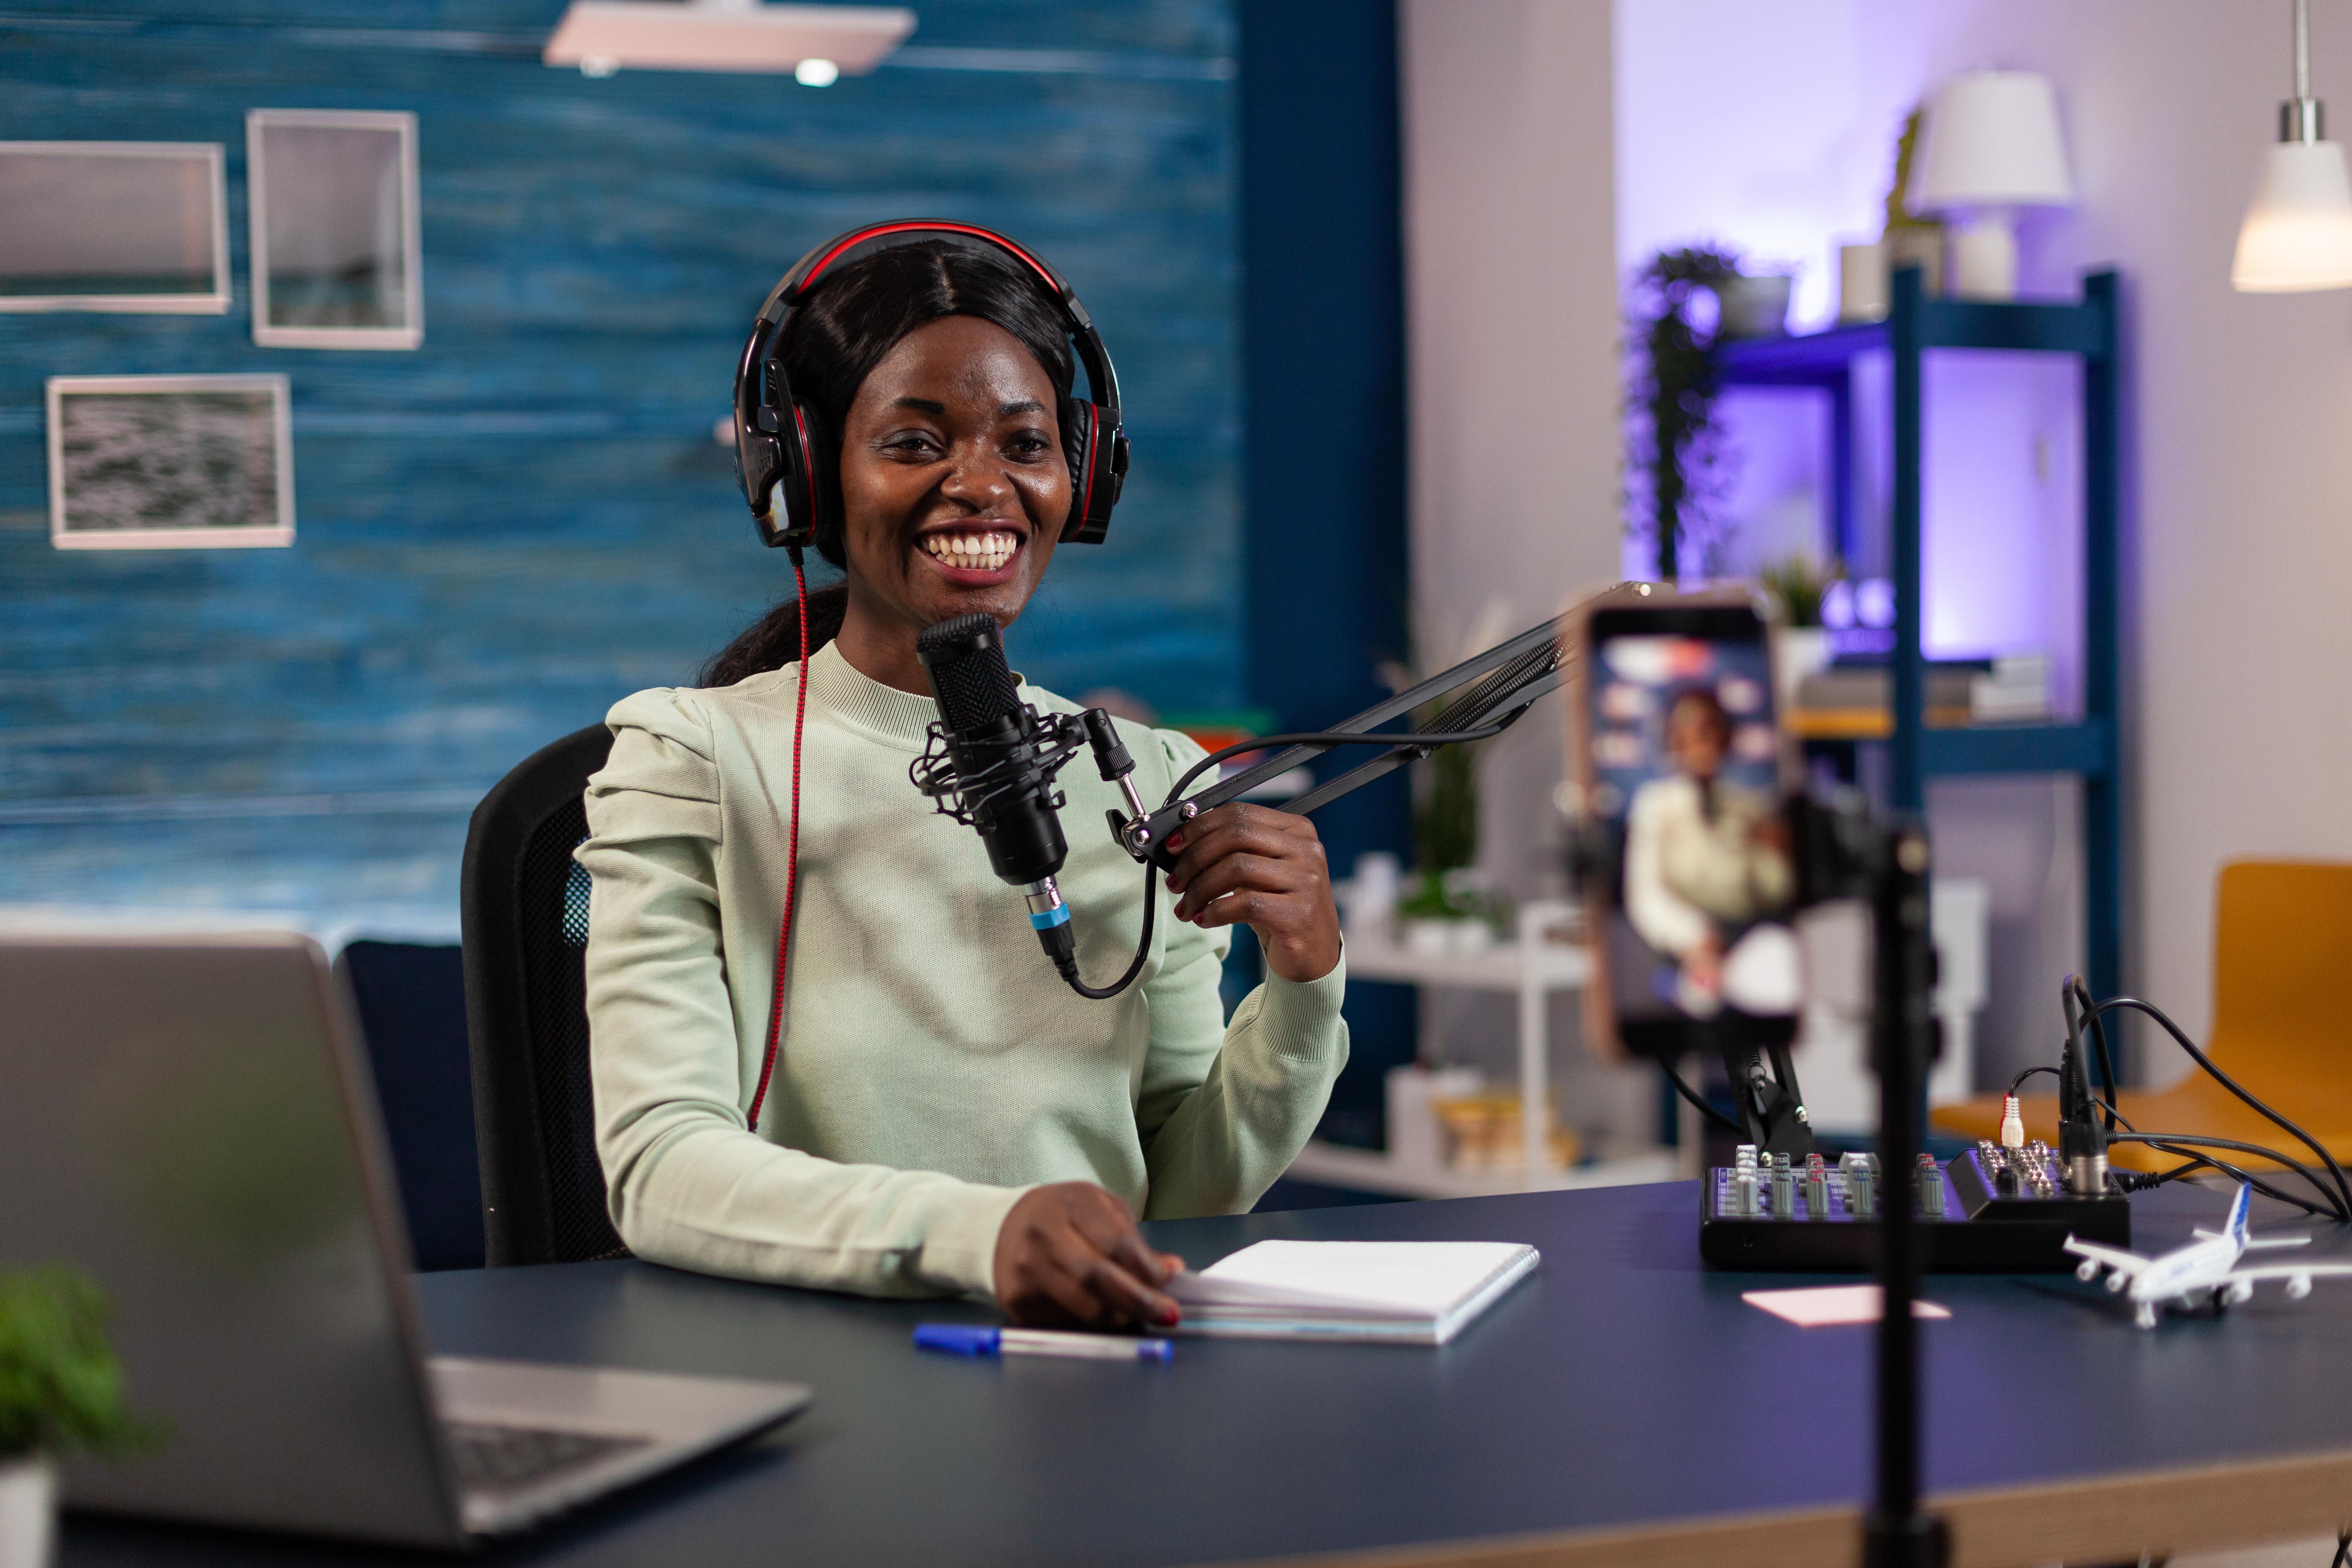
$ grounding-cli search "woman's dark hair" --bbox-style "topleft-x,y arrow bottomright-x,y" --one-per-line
701,240 -> 1077,687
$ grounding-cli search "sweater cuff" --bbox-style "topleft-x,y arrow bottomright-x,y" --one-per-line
1255,941 -> 1348,1062
920,1181 -> 1031,1299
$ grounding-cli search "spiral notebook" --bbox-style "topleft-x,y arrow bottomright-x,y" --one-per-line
1166,1240 -> 1540,1345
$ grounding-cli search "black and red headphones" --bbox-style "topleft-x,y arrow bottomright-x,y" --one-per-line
731,219 -> 1130,552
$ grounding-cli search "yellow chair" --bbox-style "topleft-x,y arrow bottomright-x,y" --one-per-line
1932,861 -> 2352,1178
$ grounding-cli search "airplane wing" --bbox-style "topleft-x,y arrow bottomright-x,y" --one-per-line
2221,1264 -> 2352,1284
2239,1235 -> 2313,1250
2063,1236 -> 2149,1275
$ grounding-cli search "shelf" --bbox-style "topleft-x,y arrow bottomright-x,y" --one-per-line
1715,322 -> 1886,385
1705,269 -> 2122,1003
1342,933 -> 1591,992
1789,714 -> 2114,776
1921,720 -> 2113,777
1716,290 -> 2111,388
1283,1140 -> 1677,1200
1789,705 -> 1975,739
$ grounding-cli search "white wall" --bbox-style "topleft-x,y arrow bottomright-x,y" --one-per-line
1398,0 -> 1640,1143
1400,0 -> 1621,900
1615,0 -> 2352,1083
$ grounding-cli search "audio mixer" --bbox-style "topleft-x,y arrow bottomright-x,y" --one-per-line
1700,1140 -> 2130,1271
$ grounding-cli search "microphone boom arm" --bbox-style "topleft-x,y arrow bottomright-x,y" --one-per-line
1112,611 -> 1575,869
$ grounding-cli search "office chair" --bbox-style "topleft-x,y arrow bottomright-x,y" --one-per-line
1933,860 -> 2352,1173
462,722 -> 626,1266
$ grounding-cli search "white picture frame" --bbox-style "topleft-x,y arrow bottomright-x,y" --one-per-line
47,375 -> 296,551
248,109 -> 423,350
0,142 -> 231,315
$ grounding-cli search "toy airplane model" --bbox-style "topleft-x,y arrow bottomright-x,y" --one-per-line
2064,1184 -> 2352,1329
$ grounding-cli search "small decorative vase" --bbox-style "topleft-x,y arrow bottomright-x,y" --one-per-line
1839,242 -> 1888,322
1401,918 -> 1453,957
1714,273 -> 1793,338
0,1455 -> 55,1568
1772,626 -> 1832,714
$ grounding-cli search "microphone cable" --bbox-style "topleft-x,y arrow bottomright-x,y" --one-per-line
1061,868 -> 1159,999
745,544 -> 809,1136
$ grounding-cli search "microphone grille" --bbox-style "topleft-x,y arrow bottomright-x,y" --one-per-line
916,612 -> 1020,732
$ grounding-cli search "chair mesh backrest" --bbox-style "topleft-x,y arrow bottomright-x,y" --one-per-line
516,800 -> 626,1263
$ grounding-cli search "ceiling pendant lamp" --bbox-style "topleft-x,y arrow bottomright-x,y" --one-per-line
2233,0 -> 2352,291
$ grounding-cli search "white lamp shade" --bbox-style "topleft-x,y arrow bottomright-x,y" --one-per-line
2232,140 -> 2352,291
1908,71 -> 2076,212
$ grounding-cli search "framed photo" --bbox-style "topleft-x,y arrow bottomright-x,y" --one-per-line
47,375 -> 295,551
0,142 -> 230,314
248,109 -> 423,349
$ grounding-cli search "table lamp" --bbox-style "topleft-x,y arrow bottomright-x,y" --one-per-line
1906,71 -> 2076,300
2233,0 -> 2352,291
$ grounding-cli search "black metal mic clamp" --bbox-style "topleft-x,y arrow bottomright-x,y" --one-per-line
910,705 -> 1144,831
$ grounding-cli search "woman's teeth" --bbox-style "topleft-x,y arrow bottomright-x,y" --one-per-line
920,531 -> 1018,572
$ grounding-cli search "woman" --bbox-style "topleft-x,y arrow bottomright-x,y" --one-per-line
579,236 -> 1348,1331
1622,688 -> 1792,1016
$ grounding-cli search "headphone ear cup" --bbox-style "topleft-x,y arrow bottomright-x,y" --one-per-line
1058,397 -> 1122,544
741,428 -> 792,549
761,403 -> 825,550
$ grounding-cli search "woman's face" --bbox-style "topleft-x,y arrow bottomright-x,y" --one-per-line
1666,698 -> 1729,781
836,314 -> 1070,636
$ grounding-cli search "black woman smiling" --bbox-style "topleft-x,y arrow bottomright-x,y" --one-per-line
578,227 -> 1347,1331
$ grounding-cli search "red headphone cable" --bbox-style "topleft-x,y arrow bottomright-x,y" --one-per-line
745,547 -> 808,1135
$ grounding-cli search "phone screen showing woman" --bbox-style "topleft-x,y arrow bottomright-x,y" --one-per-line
1583,604 -> 1801,1061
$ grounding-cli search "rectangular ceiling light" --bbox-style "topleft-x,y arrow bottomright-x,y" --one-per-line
543,1 -> 915,79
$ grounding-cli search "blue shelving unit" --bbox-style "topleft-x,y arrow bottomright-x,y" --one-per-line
1716,268 -> 2122,1000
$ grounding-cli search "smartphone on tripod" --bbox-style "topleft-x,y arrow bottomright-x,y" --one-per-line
1561,585 -> 1814,1160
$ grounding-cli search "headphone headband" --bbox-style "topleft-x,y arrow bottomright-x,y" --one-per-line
733,220 -> 1127,552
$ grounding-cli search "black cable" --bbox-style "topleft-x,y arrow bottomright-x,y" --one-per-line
2107,1132 -> 2349,1222
2083,995 -> 2352,1218
2129,1141 -> 2342,1221
2118,1131 -> 2344,1215
2069,976 -> 2120,1133
2332,1527 -> 2348,1568
1165,726 -> 1510,807
1057,864 -> 1160,1000
2089,1092 -> 2138,1132
2108,1159 -> 2202,1192
2009,1064 -> 2062,1096
1661,1056 -> 1742,1135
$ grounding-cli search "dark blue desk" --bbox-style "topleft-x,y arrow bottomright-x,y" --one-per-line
62,1181 -> 2352,1568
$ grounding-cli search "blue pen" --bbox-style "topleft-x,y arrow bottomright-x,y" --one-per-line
914,1324 -> 1173,1362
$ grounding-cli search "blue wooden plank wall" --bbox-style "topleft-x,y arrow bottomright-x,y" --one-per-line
0,0 -> 1241,934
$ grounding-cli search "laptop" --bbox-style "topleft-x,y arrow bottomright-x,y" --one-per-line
0,930 -> 811,1549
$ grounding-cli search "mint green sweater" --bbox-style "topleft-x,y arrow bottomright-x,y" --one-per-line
577,641 -> 1349,1300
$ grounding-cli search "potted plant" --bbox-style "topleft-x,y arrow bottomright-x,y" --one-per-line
1385,604 -> 1513,954
0,1267 -> 147,1568
1754,551 -> 1843,710
1626,245 -> 1741,581
1399,736 -> 1488,952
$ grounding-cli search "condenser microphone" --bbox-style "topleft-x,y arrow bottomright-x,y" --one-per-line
913,613 -> 1083,969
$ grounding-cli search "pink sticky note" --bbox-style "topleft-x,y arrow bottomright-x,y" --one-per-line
1742,1285 -> 1952,1326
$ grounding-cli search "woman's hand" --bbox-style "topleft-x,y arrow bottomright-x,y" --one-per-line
1163,802 -> 1343,984
993,1183 -> 1186,1330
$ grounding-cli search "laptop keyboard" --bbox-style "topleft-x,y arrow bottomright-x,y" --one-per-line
443,1421 -> 651,1495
